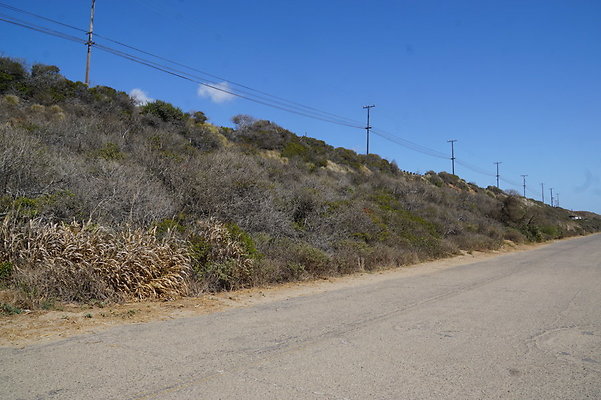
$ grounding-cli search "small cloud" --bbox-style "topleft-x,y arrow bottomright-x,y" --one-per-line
197,82 -> 235,103
129,88 -> 153,106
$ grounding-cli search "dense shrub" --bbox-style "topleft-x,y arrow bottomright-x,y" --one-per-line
142,100 -> 187,123
187,219 -> 256,291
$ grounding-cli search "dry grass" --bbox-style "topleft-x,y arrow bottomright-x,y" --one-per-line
0,216 -> 190,306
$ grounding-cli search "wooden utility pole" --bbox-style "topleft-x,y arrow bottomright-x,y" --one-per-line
85,0 -> 96,86
494,162 -> 502,188
448,140 -> 457,175
363,105 -> 375,155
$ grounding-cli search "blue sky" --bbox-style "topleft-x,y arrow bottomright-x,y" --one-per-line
1,0 -> 600,213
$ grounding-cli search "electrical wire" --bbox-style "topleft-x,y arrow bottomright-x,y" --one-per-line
0,15 -> 85,44
93,33 -> 365,127
0,1 -> 364,126
0,10 -> 554,195
0,2 -> 85,32
371,128 -> 448,159
0,4 -> 464,160
93,43 -> 364,128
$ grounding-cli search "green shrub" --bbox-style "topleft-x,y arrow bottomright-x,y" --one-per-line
282,141 -> 308,159
96,142 -> 125,160
31,64 -> 60,79
187,219 -> 255,291
0,57 -> 28,93
142,100 -> 186,123
540,225 -> 560,238
0,261 -> 12,281
438,171 -> 459,185
191,111 -> 207,124
426,173 -> 444,187
288,242 -> 332,277
520,224 -> 543,242
0,303 -> 22,315
154,218 -> 185,236
225,223 -> 260,259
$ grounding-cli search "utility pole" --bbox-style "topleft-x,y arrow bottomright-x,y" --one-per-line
494,162 -> 502,188
541,183 -> 545,203
85,0 -> 96,86
550,188 -> 554,207
363,105 -> 375,155
521,174 -> 528,197
447,139 -> 457,175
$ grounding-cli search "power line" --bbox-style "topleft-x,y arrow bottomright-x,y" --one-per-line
371,128 -> 448,159
94,33 -> 365,128
0,11 -> 556,199
92,43 -> 364,128
89,46 -> 364,127
0,1 -> 364,127
0,7 -> 511,179
0,1 -> 86,33
0,12 -> 362,127
0,15 -> 85,45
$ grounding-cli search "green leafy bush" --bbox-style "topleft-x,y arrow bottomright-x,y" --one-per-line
142,100 -> 186,123
0,303 -> 22,315
0,261 -> 12,281
96,142 -> 125,160
188,219 -> 255,291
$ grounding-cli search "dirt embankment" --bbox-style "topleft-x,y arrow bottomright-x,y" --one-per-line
0,238 -> 579,347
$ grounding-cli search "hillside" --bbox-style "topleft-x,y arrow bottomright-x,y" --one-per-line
1,57 -> 600,311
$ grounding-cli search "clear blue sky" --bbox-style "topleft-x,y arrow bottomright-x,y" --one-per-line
1,0 -> 600,213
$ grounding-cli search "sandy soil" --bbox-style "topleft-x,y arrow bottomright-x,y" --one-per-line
0,239 -> 567,347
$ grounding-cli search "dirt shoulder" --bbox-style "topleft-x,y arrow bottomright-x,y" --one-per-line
0,238 -> 581,348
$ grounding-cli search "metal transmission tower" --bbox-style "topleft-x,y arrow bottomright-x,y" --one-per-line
494,162 -> 502,188
85,0 -> 96,85
363,105 -> 375,155
448,140 -> 457,175
550,188 -> 554,207
541,183 -> 545,203
521,175 -> 528,197
556,193 -> 559,207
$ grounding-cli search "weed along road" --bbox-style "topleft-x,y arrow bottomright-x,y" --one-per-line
1,235 -> 600,399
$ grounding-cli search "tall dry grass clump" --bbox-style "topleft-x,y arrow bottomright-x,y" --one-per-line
0,216 -> 190,306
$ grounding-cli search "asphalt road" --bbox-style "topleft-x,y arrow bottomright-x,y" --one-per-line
1,235 -> 600,399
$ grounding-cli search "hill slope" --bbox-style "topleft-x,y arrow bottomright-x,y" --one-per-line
1,57 -> 600,309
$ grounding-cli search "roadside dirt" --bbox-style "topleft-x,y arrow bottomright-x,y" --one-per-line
0,239 -> 571,347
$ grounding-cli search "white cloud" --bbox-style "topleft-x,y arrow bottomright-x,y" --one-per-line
129,88 -> 153,106
197,82 -> 235,103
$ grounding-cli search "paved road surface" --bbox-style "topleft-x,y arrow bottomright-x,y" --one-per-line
1,235 -> 600,399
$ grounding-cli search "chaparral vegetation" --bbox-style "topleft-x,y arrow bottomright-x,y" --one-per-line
1,57 -> 600,310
